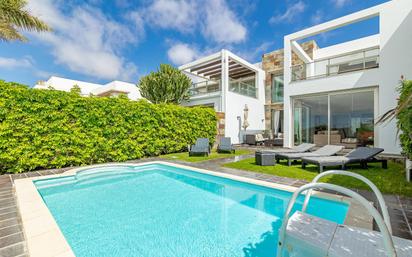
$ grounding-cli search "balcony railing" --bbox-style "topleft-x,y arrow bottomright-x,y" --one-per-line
291,47 -> 380,82
189,81 -> 220,96
229,79 -> 257,98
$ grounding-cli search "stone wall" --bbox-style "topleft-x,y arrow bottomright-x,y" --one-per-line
261,41 -> 318,131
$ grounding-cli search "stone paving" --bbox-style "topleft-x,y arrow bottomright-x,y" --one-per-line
0,153 -> 411,256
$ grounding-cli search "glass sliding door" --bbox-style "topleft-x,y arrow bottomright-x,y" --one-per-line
293,90 -> 375,147
293,96 -> 328,145
330,91 -> 374,147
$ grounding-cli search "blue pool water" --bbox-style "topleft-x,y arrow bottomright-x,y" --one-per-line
35,164 -> 348,257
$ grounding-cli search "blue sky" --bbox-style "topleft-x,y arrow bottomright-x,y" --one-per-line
0,0 -> 388,86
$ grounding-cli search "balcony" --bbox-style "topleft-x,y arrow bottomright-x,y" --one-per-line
229,78 -> 257,98
189,80 -> 220,96
291,47 -> 379,82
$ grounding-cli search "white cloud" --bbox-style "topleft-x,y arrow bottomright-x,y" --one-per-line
144,0 -> 197,33
202,0 -> 247,44
311,10 -> 324,25
331,0 -> 350,8
269,1 -> 306,24
0,56 -> 32,69
138,0 -> 246,44
26,0 -> 140,81
167,43 -> 199,65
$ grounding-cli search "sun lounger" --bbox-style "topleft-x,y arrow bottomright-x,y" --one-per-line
264,143 -> 316,154
189,138 -> 211,156
217,137 -> 235,153
301,147 -> 386,172
275,145 -> 344,166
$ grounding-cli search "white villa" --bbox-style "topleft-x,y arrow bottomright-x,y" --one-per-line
34,76 -> 142,100
181,0 -> 412,155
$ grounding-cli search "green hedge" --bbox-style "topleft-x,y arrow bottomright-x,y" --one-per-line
397,80 -> 412,160
0,81 -> 217,173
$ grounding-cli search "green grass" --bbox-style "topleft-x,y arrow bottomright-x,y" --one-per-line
162,149 -> 251,162
224,158 -> 412,196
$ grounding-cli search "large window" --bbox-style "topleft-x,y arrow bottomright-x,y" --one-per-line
271,74 -> 284,103
294,96 -> 328,145
293,90 -> 375,147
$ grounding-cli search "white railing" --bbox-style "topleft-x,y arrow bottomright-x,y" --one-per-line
277,182 -> 397,257
302,170 -> 392,233
291,47 -> 380,81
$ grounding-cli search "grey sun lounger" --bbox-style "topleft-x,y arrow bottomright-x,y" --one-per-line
264,143 -> 316,154
275,145 -> 345,166
189,138 -> 211,156
217,137 -> 235,153
301,147 -> 386,172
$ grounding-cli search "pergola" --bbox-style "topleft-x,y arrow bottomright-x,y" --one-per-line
179,50 -> 259,82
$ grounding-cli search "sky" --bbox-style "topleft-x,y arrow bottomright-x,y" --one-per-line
0,0 -> 388,86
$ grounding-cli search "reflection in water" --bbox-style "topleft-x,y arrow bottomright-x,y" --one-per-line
243,221 -> 281,257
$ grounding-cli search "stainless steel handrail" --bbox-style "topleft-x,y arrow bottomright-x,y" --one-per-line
301,170 -> 392,234
277,182 -> 397,257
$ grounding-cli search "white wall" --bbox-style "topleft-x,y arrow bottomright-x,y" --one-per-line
182,94 -> 221,112
377,0 -> 412,154
224,69 -> 265,144
283,0 -> 412,154
313,35 -> 380,60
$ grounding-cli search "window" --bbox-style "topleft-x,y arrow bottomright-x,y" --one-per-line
271,74 -> 284,103
293,90 -> 375,147
229,77 -> 257,98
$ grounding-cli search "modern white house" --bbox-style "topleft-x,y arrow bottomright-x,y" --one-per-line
180,0 -> 412,155
34,76 -> 142,100
179,50 -> 266,144
282,0 -> 412,155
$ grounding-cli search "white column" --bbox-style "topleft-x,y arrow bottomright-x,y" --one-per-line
283,37 -> 293,148
221,49 -> 229,113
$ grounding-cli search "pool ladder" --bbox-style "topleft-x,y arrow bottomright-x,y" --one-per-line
276,170 -> 412,257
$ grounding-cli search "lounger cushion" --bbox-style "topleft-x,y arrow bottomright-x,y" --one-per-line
277,145 -> 344,160
302,156 -> 350,166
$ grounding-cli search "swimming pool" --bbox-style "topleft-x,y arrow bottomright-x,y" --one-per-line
34,163 -> 349,257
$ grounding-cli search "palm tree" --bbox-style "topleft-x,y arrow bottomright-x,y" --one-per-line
0,0 -> 51,42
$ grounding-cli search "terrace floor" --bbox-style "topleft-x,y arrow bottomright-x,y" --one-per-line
1,150 -> 411,256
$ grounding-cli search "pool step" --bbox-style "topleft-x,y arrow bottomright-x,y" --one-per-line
283,211 -> 412,257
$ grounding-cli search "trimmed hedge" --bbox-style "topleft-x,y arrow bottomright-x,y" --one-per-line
0,81 -> 217,173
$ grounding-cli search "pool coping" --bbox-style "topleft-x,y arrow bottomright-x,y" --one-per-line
14,161 -> 372,257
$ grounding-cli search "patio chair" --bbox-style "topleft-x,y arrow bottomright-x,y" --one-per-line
189,138 -> 211,157
217,137 -> 235,153
301,147 -> 386,172
264,143 -> 316,154
275,145 -> 345,166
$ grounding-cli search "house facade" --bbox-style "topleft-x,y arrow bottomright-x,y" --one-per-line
34,76 -> 142,100
181,0 -> 412,155
179,50 -> 266,144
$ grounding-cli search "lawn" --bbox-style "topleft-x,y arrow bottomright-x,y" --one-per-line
224,158 -> 412,196
162,149 -> 252,162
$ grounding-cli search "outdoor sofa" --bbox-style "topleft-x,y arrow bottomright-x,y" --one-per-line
301,147 -> 386,172
275,145 -> 345,166
217,137 -> 235,153
189,138 -> 211,156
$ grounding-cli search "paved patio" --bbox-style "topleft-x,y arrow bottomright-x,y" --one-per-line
0,152 -> 411,256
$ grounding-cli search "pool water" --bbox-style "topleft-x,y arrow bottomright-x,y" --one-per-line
35,164 -> 348,257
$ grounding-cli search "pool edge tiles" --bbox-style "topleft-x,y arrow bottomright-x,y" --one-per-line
14,161 -> 372,257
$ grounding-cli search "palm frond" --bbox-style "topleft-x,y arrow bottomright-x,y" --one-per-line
0,23 -> 27,41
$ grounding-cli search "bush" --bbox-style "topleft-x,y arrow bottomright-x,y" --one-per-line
0,81 -> 217,173
397,80 -> 412,159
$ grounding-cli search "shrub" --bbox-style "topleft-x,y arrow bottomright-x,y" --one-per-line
138,64 -> 192,104
0,81 -> 217,173
397,80 -> 412,159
